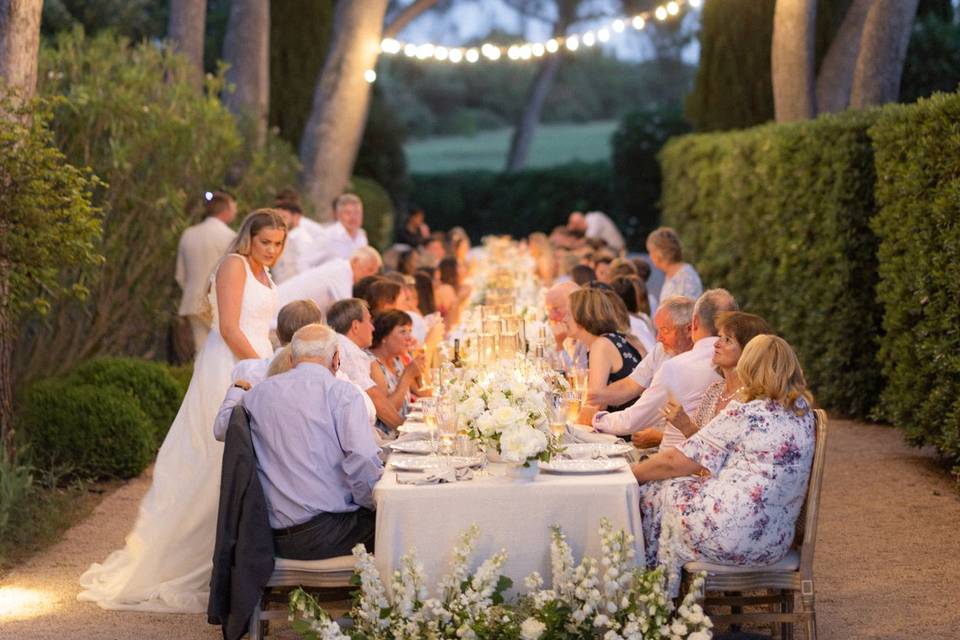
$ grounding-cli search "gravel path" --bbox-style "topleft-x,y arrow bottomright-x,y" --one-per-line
2,419 -> 959,639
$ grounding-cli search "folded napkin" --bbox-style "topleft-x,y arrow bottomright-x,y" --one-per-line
564,425 -> 619,445
395,467 -> 474,485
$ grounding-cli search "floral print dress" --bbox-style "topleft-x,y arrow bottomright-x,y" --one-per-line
639,398 -> 815,595
658,263 -> 703,303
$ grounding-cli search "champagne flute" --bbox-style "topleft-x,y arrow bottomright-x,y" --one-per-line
437,397 -> 458,456
563,390 -> 581,427
546,393 -> 566,447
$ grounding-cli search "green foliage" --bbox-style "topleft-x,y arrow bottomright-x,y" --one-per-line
869,92 -> 960,470
350,176 -> 396,251
15,29 -> 298,383
0,452 -> 34,540
611,107 -> 690,249
41,0 -> 166,40
411,162 -> 616,246
269,0 -> 333,147
165,363 -> 194,399
660,109 -> 883,417
900,13 -> 960,104
65,357 -> 183,446
0,88 -> 102,319
19,379 -> 154,479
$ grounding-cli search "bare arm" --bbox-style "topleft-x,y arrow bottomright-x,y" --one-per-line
586,337 -> 619,407
366,381 -> 406,430
631,447 -> 705,483
587,376 -> 644,408
215,256 -> 261,360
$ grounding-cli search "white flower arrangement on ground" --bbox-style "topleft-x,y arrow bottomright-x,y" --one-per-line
442,361 -> 561,465
289,519 -> 712,640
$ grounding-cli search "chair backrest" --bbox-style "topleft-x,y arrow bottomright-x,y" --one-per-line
795,409 -> 827,576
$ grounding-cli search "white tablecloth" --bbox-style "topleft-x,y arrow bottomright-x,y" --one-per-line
373,462 -> 644,594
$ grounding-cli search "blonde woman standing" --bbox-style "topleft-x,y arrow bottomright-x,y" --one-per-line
647,226 -> 703,306
79,210 -> 286,613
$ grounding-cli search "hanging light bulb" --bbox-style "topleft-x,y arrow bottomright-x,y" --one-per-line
566,35 -> 579,51
364,69 -> 377,83
612,19 -> 625,33
597,28 -> 610,43
632,15 -> 646,29
655,6 -> 668,20
380,38 -> 401,55
667,2 -> 680,16
465,48 -> 480,63
532,42 -> 545,57
449,48 -> 464,63
545,38 -> 560,53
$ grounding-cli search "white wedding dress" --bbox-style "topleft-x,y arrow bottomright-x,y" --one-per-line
78,254 -> 277,612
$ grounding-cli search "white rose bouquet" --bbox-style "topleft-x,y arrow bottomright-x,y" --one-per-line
443,361 -> 559,466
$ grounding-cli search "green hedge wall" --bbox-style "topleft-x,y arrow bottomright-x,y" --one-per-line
660,110 -> 884,418
870,92 -> 960,466
410,162 -> 616,246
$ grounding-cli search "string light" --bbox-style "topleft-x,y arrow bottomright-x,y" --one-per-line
364,69 -> 377,83
376,0 -> 700,66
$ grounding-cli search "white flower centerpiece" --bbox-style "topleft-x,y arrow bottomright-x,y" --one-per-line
442,360 -> 561,475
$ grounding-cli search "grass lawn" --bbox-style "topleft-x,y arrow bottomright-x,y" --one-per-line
405,120 -> 617,174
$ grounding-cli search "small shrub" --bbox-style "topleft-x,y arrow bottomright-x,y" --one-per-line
66,357 -> 182,446
0,452 -> 35,540
19,379 -> 155,479
165,363 -> 194,399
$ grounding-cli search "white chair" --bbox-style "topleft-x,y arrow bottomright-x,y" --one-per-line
248,555 -> 357,640
681,408 -> 827,640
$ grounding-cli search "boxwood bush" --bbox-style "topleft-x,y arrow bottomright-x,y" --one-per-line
19,380 -> 154,479
660,110 -> 884,418
869,92 -> 960,469
66,357 -> 183,446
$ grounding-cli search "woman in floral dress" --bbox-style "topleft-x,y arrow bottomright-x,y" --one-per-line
631,334 -> 816,595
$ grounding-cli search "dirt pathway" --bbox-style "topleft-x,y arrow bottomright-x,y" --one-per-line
2,419 -> 959,639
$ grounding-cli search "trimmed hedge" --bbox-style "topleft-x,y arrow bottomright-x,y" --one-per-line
410,162 -> 617,245
660,110 -> 884,418
19,380 -> 155,479
66,357 -> 183,446
869,92 -> 960,467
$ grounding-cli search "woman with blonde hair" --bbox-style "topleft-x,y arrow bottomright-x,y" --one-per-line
647,226 -> 703,305
567,287 -> 643,414
632,334 -> 816,595
79,209 -> 287,613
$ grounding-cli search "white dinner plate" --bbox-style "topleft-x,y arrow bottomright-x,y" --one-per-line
389,454 -> 484,472
539,458 -> 626,474
397,421 -> 434,434
389,440 -> 435,455
560,443 -> 634,459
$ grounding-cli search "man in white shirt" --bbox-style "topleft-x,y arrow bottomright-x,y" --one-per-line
590,289 -> 738,447
244,324 -> 383,560
175,191 -> 237,353
568,210 -> 625,252
270,201 -> 315,284
275,246 -> 382,318
587,296 -> 695,409
305,193 -> 369,266
327,298 -> 407,433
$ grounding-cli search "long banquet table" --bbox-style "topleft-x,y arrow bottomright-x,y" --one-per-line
373,461 -> 644,594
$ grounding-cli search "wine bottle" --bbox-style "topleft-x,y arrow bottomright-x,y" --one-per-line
452,338 -> 463,368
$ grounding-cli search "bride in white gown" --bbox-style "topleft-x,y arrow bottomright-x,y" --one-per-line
78,210 -> 287,612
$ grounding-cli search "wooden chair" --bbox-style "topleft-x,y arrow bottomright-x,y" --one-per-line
681,408 -> 828,640
249,555 -> 357,640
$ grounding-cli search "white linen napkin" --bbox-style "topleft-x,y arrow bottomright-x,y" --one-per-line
563,425 -> 619,444
395,467 -> 474,485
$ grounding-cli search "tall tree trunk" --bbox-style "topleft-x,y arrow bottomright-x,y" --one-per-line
0,0 -> 42,101
772,0 -> 818,122
168,0 -> 207,92
223,0 -> 269,146
505,55 -> 561,173
299,0 -> 388,222
850,0 -> 919,108
815,0 -> 874,114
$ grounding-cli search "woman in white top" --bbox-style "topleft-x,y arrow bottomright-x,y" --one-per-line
610,275 -> 656,355
78,210 -> 286,613
647,227 -> 703,303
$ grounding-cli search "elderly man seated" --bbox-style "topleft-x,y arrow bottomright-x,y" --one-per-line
242,323 -> 383,560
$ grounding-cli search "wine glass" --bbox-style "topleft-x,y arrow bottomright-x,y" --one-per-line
436,397 -> 458,456
562,390 -> 581,428
546,393 -> 566,447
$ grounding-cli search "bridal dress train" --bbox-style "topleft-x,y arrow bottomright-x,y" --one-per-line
78,255 -> 277,612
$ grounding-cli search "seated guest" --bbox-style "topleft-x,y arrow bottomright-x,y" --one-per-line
570,264 -> 596,287
436,256 -> 469,328
364,279 -> 403,314
353,274 -> 383,301
586,296 -> 694,412
528,232 -> 557,285
397,206 -> 429,248
545,281 -> 587,372
610,275 -> 655,354
568,210 -> 625,252
276,246 -> 382,318
633,334 -> 816,595
422,232 -> 447,266
608,257 -> 638,280
589,290 -> 738,448
567,288 -> 642,414
647,227 -> 703,304
594,256 -> 614,284
661,312 -> 772,439
270,201 -> 313,284
397,248 -> 419,276
414,271 -> 437,318
244,323 -> 383,560
390,273 -> 444,350
368,310 -> 426,437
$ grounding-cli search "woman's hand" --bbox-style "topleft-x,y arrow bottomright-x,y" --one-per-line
660,399 -> 697,437
631,427 -> 663,449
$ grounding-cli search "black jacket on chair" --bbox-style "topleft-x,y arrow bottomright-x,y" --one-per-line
208,406 -> 275,640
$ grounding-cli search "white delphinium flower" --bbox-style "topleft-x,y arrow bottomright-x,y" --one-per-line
520,617 -> 547,640
524,571 -> 544,591
438,524 -> 480,600
550,526 -> 576,600
351,544 -> 390,632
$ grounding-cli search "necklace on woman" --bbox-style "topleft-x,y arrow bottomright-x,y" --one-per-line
719,385 -> 742,403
